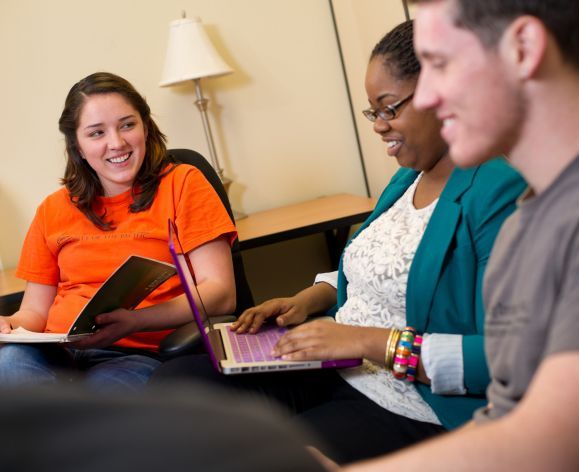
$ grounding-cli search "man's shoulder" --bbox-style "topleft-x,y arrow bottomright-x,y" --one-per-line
542,154 -> 579,201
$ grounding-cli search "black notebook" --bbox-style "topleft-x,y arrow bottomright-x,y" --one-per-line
0,255 -> 176,343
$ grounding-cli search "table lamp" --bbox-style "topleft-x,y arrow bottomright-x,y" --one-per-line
160,14 -> 246,219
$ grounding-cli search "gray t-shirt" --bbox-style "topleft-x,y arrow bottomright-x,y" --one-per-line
475,155 -> 579,423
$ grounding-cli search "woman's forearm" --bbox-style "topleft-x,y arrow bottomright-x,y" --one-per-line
5,309 -> 48,332
7,281 -> 55,332
292,282 -> 338,317
132,277 -> 236,332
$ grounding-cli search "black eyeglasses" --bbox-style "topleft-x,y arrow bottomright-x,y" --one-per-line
362,92 -> 414,122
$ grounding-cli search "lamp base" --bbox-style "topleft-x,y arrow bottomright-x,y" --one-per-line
221,176 -> 247,221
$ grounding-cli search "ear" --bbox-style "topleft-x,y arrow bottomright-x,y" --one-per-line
501,15 -> 548,80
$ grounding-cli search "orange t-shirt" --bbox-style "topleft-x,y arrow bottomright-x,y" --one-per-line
16,164 -> 236,352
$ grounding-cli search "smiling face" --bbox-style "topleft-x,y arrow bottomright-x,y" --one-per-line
76,93 -> 147,197
413,0 -> 525,167
365,56 -> 448,171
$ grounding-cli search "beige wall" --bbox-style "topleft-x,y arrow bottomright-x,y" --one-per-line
331,0 -> 409,198
0,0 -> 366,270
0,0 -> 410,302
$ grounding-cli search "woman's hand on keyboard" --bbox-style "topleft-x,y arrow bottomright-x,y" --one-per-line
231,297 -> 308,334
232,283 -> 337,335
272,322 -> 391,363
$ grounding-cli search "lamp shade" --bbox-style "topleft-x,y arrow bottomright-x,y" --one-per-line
160,17 -> 233,87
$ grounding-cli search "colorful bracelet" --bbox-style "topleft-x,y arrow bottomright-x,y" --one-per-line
406,334 -> 423,382
392,327 -> 415,380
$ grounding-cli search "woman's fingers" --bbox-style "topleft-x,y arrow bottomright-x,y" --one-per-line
232,309 -> 268,333
272,323 -> 325,358
70,330 -> 109,349
273,322 -> 361,360
0,316 -> 12,334
232,299 -> 292,333
247,311 -> 269,333
276,308 -> 307,327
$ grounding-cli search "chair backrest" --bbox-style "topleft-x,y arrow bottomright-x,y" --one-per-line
168,148 -> 254,316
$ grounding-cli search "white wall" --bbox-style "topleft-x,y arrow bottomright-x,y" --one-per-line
331,0 -> 409,198
0,0 -> 367,269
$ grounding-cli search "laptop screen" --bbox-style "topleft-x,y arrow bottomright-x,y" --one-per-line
167,219 -> 211,330
168,218 -> 226,372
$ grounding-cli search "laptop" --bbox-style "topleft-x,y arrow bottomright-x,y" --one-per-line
167,219 -> 362,375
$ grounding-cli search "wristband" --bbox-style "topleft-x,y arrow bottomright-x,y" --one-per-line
405,334 -> 423,382
392,327 -> 415,379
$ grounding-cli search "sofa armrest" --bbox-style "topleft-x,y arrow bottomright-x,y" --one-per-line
159,315 -> 236,359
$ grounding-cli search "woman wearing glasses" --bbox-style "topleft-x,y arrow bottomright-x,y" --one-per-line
154,20 -> 525,463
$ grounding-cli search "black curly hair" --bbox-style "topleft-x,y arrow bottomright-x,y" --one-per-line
370,20 -> 420,81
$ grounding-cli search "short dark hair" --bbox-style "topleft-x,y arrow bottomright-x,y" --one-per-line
59,72 -> 175,230
370,19 -> 420,81
410,0 -> 579,70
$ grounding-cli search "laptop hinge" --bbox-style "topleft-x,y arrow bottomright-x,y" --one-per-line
208,328 -> 227,362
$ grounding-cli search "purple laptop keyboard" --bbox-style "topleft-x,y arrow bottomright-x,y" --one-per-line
226,324 -> 288,363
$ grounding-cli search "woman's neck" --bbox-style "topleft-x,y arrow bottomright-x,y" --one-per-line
422,153 -> 454,182
413,154 -> 454,209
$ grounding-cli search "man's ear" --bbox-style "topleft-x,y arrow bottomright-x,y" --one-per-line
501,15 -> 547,80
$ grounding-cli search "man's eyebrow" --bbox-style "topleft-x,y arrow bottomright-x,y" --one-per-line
417,49 -> 443,61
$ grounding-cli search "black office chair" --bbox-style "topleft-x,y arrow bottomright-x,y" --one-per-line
158,148 -> 254,358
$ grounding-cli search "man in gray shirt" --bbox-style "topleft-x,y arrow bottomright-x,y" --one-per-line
335,0 -> 579,470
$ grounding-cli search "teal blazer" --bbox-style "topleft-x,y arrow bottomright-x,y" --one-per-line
336,159 -> 526,429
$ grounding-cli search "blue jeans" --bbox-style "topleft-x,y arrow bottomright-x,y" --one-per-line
0,344 -> 161,392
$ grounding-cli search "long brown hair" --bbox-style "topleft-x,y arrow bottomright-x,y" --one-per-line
59,72 -> 176,230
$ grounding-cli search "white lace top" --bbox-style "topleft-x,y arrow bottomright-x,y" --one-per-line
336,174 -> 441,425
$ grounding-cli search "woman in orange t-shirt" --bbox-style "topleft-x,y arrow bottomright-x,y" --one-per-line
0,72 -> 236,391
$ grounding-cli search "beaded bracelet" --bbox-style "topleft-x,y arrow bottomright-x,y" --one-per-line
384,328 -> 401,371
405,334 -> 423,382
392,327 -> 415,380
